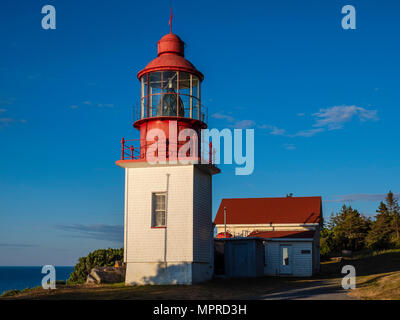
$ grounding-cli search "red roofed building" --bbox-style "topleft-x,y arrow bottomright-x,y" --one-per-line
213,196 -> 322,276
214,196 -> 322,237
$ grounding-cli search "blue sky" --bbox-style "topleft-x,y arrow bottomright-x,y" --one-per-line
1,0 -> 399,265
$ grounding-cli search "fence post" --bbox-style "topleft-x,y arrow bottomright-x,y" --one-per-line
121,138 -> 125,160
130,145 -> 134,160
209,141 -> 212,164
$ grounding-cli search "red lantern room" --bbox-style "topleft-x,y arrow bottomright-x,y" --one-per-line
120,28 -> 209,162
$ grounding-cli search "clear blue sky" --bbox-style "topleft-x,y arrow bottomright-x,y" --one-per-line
1,0 -> 399,265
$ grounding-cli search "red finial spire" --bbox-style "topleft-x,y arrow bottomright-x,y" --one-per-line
169,7 -> 173,33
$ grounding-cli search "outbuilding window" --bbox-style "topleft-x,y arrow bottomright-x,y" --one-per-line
152,192 -> 166,227
282,247 -> 290,266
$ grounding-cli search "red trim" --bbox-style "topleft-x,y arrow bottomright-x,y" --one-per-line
133,116 -> 207,129
151,226 -> 166,229
138,66 -> 204,81
249,230 -> 315,239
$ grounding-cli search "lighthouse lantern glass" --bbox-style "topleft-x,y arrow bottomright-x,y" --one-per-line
140,71 -> 201,120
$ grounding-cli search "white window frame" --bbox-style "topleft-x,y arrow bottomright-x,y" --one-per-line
152,192 -> 167,227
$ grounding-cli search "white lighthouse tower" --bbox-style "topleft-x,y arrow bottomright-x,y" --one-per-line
116,27 -> 220,285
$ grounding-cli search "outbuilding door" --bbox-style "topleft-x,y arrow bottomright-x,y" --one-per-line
232,243 -> 249,277
279,245 -> 292,274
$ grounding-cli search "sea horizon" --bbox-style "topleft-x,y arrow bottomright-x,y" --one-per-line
0,266 -> 74,295
0,265 -> 74,267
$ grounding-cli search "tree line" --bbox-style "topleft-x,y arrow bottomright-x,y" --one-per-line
321,191 -> 400,256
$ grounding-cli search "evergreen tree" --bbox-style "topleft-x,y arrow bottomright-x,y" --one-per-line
386,191 -> 400,246
330,205 -> 370,251
365,202 -> 393,249
320,226 -> 336,256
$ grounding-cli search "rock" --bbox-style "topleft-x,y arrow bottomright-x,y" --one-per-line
86,265 -> 126,284
86,274 -> 98,284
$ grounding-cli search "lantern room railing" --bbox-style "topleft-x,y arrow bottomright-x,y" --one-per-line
120,138 -> 216,164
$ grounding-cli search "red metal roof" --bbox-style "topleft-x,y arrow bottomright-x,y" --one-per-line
137,33 -> 204,80
214,197 -> 322,225
248,230 -> 315,239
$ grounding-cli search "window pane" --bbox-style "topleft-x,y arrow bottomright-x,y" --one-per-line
161,212 -> 165,226
151,94 -> 161,117
156,194 -> 165,210
192,97 -> 199,119
282,247 -> 289,266
140,75 -> 147,119
179,94 -> 190,117
149,72 -> 162,93
141,97 -> 147,118
155,211 -> 165,227
178,72 -> 190,96
192,76 -> 199,99
162,71 -> 177,91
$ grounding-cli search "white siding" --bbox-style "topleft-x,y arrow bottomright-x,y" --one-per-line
125,165 -> 194,263
216,225 -> 319,236
265,242 -> 280,276
124,168 -> 128,263
265,241 -> 313,277
193,167 -> 212,263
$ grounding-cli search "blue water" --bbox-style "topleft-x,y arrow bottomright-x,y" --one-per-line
0,266 -> 74,294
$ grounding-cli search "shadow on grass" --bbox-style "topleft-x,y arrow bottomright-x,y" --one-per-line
320,250 -> 400,277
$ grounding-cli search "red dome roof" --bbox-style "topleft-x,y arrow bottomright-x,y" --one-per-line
157,33 -> 185,56
137,33 -> 204,80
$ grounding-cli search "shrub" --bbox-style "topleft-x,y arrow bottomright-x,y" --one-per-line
67,248 -> 123,284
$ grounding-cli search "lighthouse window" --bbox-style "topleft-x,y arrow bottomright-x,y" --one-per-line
152,192 -> 167,227
139,71 -> 202,120
162,71 -> 178,91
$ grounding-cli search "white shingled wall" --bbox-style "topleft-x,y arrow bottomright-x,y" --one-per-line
125,165 -> 194,263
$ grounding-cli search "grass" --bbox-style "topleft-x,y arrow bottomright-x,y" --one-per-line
0,277 -> 331,300
348,272 -> 400,300
1,288 -> 30,297
2,249 -> 400,300
321,248 -> 400,300
1,286 -> 41,297
344,248 -> 400,300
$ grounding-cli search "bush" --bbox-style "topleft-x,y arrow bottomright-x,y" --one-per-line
67,248 -> 123,284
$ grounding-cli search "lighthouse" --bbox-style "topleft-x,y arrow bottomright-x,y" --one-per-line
116,27 -> 220,285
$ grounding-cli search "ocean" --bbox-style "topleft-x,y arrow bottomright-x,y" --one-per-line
0,266 -> 74,295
